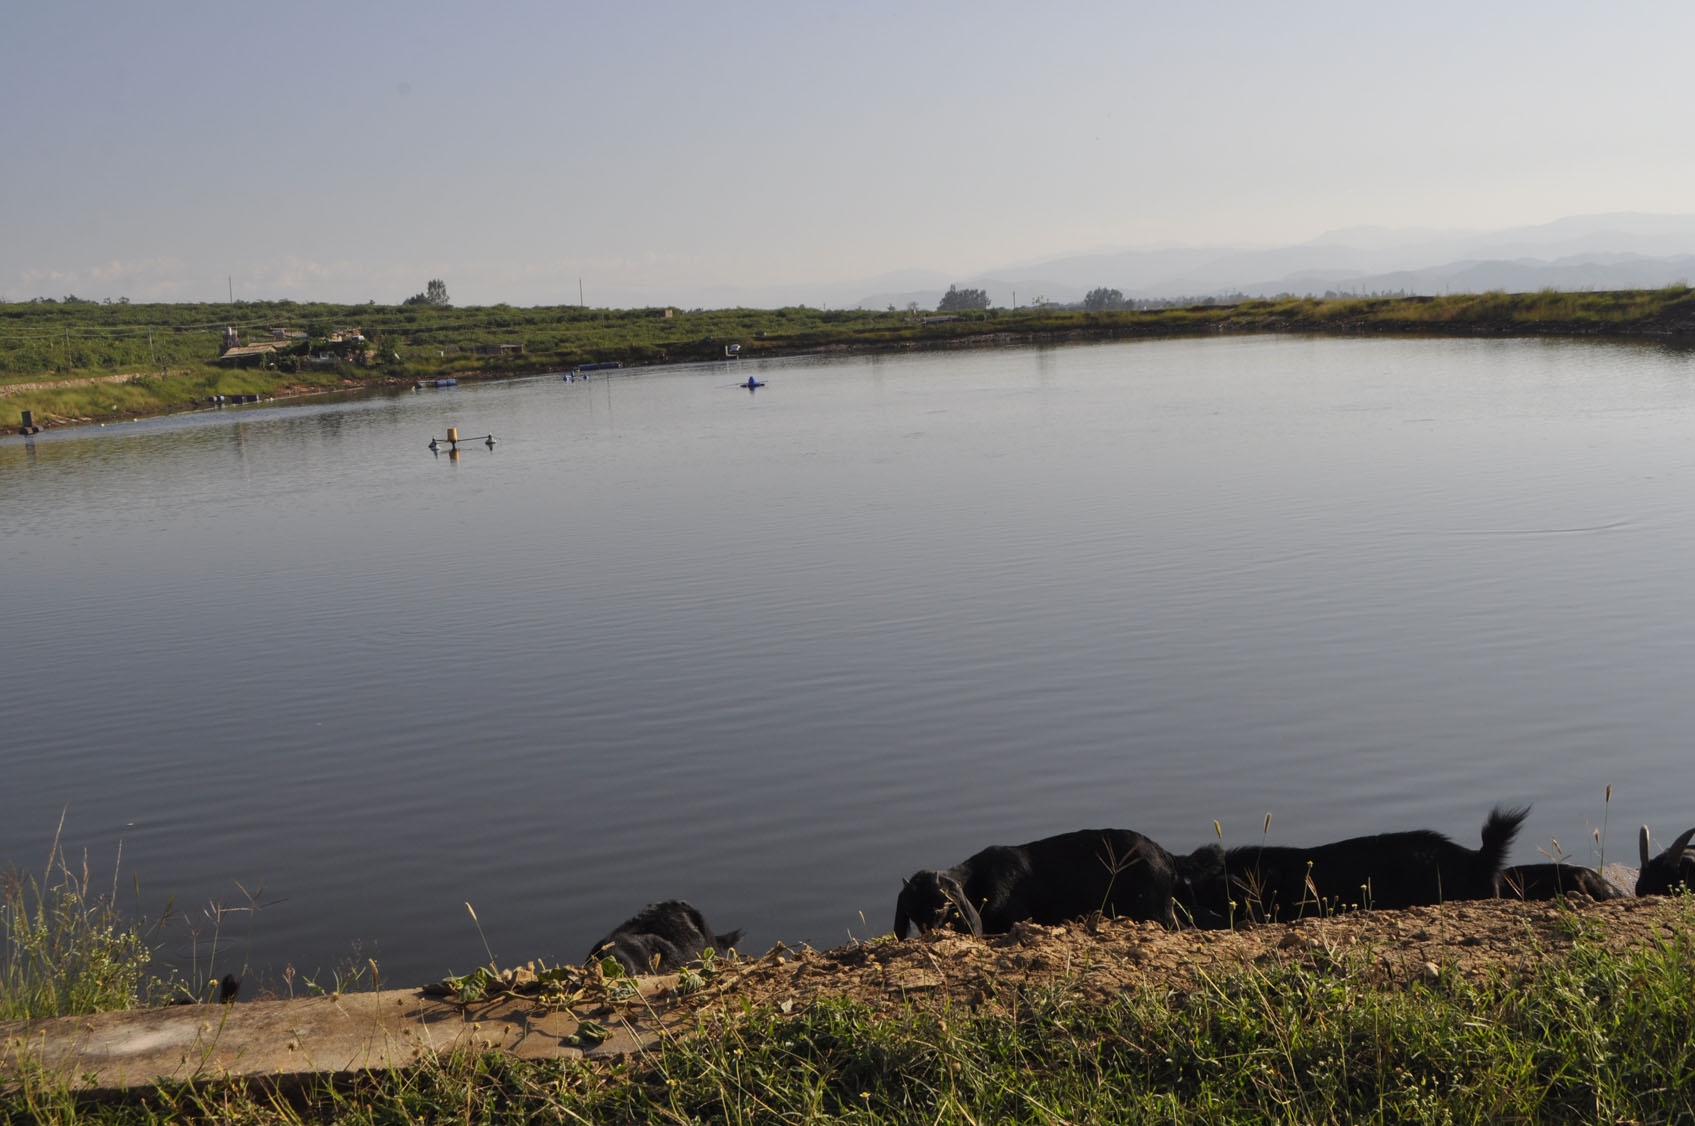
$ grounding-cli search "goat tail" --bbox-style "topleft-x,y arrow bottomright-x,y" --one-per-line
1480,804 -> 1532,874
714,928 -> 745,954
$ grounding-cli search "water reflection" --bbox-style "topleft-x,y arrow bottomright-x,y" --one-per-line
5,337 -> 1695,991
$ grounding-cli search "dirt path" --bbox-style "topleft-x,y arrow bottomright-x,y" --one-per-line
0,372 -> 158,396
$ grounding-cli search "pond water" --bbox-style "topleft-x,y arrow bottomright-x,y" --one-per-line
5,334 -> 1695,991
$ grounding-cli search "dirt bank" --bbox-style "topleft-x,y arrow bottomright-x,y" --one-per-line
664,895 -> 1686,1022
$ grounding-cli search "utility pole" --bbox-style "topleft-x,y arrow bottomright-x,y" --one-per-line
228,275 -> 233,303
579,278 -> 584,308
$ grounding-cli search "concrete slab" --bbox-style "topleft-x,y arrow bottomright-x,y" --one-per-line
0,979 -> 683,1096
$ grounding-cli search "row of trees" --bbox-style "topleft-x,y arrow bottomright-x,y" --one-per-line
402,278 -> 451,307
937,285 -> 991,312
936,285 -> 1135,312
21,280 -> 1172,319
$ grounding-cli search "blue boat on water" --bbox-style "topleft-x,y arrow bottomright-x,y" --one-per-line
415,378 -> 458,389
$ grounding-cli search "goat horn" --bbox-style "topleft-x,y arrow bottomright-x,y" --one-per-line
957,896 -> 984,940
1672,827 -> 1695,857
1641,825 -> 1653,867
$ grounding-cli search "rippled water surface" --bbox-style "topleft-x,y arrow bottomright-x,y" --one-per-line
6,335 -> 1695,988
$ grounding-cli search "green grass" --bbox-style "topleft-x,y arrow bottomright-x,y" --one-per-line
1,818 -> 174,1021
8,903 -> 1695,1123
0,365 -> 350,426
532,921 -> 1695,1124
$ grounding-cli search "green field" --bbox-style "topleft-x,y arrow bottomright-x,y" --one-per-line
7,287 -> 1695,430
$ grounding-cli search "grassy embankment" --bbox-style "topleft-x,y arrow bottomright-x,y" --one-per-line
8,287 -> 1695,431
8,839 -> 1695,1122
6,918 -> 1695,1123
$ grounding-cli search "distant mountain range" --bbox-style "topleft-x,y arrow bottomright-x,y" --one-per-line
845,213 -> 1695,310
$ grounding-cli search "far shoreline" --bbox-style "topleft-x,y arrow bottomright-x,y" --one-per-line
9,288 -> 1695,435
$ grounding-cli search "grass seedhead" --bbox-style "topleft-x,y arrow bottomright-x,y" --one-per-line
466,901 -> 496,965
1598,783 -> 1613,871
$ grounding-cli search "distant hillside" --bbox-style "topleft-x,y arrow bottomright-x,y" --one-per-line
858,212 -> 1695,310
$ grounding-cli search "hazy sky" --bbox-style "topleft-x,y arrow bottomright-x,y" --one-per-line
5,1 -> 1694,306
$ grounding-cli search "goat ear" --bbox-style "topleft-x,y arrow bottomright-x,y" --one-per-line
1641,825 -> 1653,867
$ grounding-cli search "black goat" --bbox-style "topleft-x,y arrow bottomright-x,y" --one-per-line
893,828 -> 1185,938
1176,806 -> 1530,927
1497,863 -> 1628,901
1636,825 -> 1695,896
585,900 -> 744,975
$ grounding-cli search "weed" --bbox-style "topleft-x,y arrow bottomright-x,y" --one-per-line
0,815 -> 174,1019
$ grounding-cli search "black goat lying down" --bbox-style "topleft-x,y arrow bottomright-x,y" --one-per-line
1176,806 -> 1530,927
1637,825 -> 1695,896
1497,862 -> 1628,901
894,828 -> 1184,938
585,900 -> 744,975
